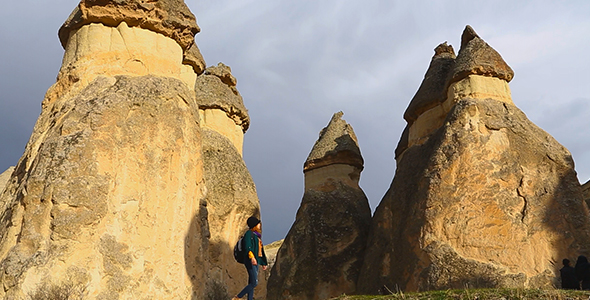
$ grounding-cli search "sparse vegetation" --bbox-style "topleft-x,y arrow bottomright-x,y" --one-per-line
331,288 -> 590,300
28,281 -> 87,300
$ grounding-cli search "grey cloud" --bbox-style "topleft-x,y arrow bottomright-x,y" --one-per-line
1,0 -> 589,242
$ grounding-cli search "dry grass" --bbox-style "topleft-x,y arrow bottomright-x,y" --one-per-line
332,288 -> 590,300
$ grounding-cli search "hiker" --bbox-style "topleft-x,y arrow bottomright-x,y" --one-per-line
233,216 -> 268,300
560,258 -> 579,289
575,255 -> 590,290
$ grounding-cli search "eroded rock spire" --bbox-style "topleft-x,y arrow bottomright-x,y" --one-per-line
304,111 -> 364,173
268,112 -> 371,299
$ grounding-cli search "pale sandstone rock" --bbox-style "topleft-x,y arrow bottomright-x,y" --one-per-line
53,22 -> 196,100
59,0 -> 200,51
257,239 -> 284,300
1,1 -> 260,298
199,109 -> 245,156
404,26 -> 515,152
195,63 -> 250,155
358,27 -> 590,294
201,128 -> 260,299
0,167 -> 14,195
0,76 -> 208,299
267,113 -> 371,300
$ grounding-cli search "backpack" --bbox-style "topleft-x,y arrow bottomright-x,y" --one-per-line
233,234 -> 246,264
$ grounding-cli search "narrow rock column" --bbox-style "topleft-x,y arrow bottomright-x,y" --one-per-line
194,62 -> 260,298
267,112 -> 371,300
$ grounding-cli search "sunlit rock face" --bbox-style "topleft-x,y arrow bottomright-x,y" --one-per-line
0,75 -> 208,299
0,167 -> 14,195
267,112 -> 371,300
0,1 -> 258,299
358,26 -> 590,294
195,63 -> 250,156
192,60 -> 260,298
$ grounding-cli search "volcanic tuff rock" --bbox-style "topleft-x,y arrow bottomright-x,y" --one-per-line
0,167 -> 14,195
200,129 -> 260,299
268,112 -> 371,300
194,60 -> 260,299
583,180 -> 590,207
357,26 -> 590,293
59,0 -> 200,51
0,1 -> 260,299
195,63 -> 250,155
258,240 -> 284,300
0,76 -> 208,299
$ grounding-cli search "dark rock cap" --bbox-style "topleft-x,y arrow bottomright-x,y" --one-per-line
194,63 -> 250,132
303,112 -> 364,172
403,42 -> 456,124
59,0 -> 200,50
183,42 -> 207,75
450,25 -> 514,84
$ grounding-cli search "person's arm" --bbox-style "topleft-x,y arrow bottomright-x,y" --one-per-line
243,231 -> 257,265
261,244 -> 268,266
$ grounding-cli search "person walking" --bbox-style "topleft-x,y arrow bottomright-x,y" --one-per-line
560,258 -> 579,289
575,255 -> 590,290
233,216 -> 268,300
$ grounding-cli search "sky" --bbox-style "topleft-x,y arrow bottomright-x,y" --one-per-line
1,1 -> 590,243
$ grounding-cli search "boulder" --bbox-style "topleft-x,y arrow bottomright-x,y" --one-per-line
267,112 -> 371,300
357,26 -> 590,293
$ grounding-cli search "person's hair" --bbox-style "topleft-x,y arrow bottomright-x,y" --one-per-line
563,258 -> 570,266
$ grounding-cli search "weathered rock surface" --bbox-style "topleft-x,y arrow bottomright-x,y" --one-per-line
303,112 -> 364,173
403,42 -> 456,124
583,180 -> 590,207
201,128 -> 260,299
0,76 -> 208,299
268,112 -> 371,300
450,25 -> 514,84
357,26 -> 590,293
257,239 -> 284,300
0,167 -> 14,195
0,1 -> 260,299
195,63 -> 250,155
59,0 -> 200,51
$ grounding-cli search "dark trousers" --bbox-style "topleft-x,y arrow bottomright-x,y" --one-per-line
237,261 -> 258,300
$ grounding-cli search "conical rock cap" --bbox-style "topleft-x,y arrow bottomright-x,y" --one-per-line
450,25 -> 514,84
59,0 -> 200,50
403,42 -> 456,124
304,112 -> 363,172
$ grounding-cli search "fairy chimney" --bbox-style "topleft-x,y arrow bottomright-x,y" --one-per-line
267,112 -> 371,300
358,25 -> 590,293
0,1 -> 258,299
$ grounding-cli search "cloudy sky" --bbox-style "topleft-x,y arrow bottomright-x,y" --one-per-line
1,1 -> 589,242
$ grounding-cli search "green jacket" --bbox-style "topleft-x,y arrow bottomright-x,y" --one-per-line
243,230 -> 268,266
